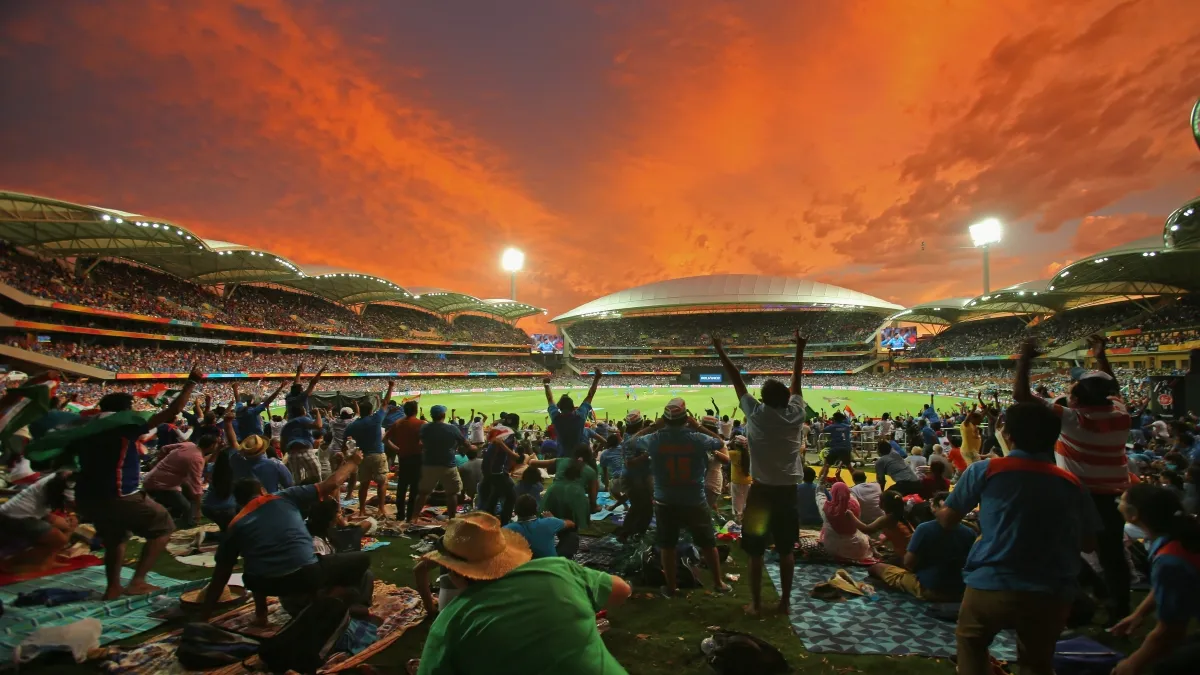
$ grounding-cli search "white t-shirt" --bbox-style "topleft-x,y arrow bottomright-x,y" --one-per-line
739,393 -> 806,486
0,474 -> 55,519
468,421 -> 485,444
878,419 -> 894,437
719,420 -> 733,439
849,482 -> 885,522
905,454 -> 929,475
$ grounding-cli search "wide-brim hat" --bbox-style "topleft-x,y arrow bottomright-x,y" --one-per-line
423,512 -> 532,580
239,435 -> 268,457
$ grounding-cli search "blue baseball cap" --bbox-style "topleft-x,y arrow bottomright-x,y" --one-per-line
430,405 -> 447,419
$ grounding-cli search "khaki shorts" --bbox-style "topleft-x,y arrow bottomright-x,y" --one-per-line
420,465 -> 463,494
358,453 -> 389,482
78,492 -> 175,543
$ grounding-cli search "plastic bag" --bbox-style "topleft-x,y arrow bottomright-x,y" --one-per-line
16,618 -> 102,663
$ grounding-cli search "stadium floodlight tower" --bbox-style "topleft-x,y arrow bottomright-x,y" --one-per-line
500,247 -> 525,300
969,217 -> 1003,294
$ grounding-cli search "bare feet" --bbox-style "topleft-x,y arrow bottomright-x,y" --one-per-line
776,600 -> 790,615
251,615 -> 270,628
123,580 -> 163,596
743,602 -> 760,617
101,587 -> 123,601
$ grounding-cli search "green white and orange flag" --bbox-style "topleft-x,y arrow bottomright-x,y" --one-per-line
0,373 -> 59,446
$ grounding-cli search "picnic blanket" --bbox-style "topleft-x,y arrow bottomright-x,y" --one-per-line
0,553 -> 103,586
167,524 -> 221,567
101,583 -> 426,674
0,566 -> 205,662
767,562 -> 1018,660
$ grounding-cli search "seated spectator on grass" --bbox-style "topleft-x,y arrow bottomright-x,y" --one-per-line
796,466 -> 823,527
504,494 -> 576,558
815,482 -> 872,562
200,448 -> 370,625
413,512 -> 631,675
849,470 -> 884,522
850,490 -> 913,561
938,401 -> 1101,675
905,447 -> 928,475
874,441 -> 922,495
921,461 -> 951,499
514,465 -> 544,509
0,471 -> 76,574
298,497 -> 374,614
529,444 -> 598,558
1109,484 -> 1200,675
868,506 -> 975,602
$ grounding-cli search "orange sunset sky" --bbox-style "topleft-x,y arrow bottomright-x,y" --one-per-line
1,0 -> 1198,330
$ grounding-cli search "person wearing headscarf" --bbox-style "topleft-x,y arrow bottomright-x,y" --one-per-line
815,482 -> 872,562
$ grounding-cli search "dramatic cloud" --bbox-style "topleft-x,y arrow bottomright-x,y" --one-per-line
0,0 -> 1197,327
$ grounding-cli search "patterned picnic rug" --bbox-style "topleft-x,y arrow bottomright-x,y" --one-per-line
767,562 -> 1018,660
0,566 -> 204,662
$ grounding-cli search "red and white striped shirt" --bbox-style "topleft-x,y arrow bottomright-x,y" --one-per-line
1044,396 -> 1130,494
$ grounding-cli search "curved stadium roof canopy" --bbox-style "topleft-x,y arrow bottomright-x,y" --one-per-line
0,191 -> 543,322
552,274 -> 904,323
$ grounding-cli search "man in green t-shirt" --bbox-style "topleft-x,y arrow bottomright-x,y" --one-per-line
415,512 -> 632,675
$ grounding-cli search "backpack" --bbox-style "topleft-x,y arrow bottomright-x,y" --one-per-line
175,623 -> 260,670
257,595 -> 350,674
640,546 -> 701,589
703,630 -> 790,674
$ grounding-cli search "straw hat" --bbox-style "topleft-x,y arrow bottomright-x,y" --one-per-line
238,435 -> 268,457
423,512 -> 531,580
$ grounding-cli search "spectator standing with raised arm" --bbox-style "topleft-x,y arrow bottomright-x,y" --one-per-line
1013,335 -> 1132,623
632,400 -> 732,598
346,380 -> 395,517
232,380 -> 286,442
27,367 -> 205,600
543,371 -> 602,458
715,331 -> 806,617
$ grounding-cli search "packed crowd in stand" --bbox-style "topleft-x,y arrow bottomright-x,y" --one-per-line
910,301 -> 1192,357
566,311 -> 882,347
0,245 -> 529,344
573,357 -> 871,373
16,341 -> 544,375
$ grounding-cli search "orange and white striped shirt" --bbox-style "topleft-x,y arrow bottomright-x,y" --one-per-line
1044,396 -> 1130,494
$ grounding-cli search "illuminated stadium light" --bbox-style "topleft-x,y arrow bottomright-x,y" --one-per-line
100,214 -> 111,221
501,248 -> 524,301
968,218 -> 1002,294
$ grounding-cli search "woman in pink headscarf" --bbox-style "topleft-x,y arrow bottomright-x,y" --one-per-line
815,482 -> 873,562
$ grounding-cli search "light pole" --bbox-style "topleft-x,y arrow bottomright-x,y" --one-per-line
969,218 -> 1002,294
500,247 -> 524,300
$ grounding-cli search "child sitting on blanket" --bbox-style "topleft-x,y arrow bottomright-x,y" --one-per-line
514,464 -> 544,508
849,490 -> 914,562
503,494 -> 575,559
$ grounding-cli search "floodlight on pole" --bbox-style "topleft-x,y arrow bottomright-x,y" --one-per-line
500,248 -> 525,300
968,218 -> 1002,294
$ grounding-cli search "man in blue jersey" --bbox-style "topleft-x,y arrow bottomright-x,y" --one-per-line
231,380 -> 286,442
632,399 -> 732,598
33,367 -> 205,600
543,371 -> 602,457
938,401 -> 1100,675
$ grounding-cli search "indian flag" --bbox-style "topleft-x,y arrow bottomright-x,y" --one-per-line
0,374 -> 59,445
